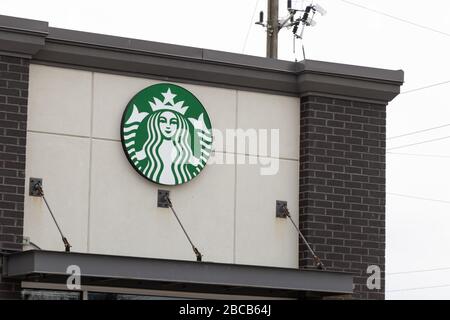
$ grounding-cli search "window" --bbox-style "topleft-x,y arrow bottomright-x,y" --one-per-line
22,289 -> 81,300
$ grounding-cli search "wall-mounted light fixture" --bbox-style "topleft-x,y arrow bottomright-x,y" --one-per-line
276,199 -> 325,270
157,189 -> 202,262
276,200 -> 288,218
29,177 -> 71,253
157,189 -> 170,208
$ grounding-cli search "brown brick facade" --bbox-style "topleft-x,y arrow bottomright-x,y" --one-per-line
299,95 -> 386,299
0,55 -> 29,299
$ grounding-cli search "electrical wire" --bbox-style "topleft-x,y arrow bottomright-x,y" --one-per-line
387,135 -> 450,151
387,283 -> 450,293
388,266 -> 450,276
387,152 -> 450,159
387,192 -> 450,205
400,80 -> 450,95
352,3 -> 450,290
387,124 -> 450,140
339,0 -> 450,39
242,0 -> 260,53
339,1 -> 450,97
325,2 -> 450,289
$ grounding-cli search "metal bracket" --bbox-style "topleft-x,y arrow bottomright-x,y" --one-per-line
276,200 -> 288,218
157,189 -> 170,208
23,236 -> 31,246
29,177 -> 42,197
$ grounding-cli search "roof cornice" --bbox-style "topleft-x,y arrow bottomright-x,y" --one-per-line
0,14 -> 403,103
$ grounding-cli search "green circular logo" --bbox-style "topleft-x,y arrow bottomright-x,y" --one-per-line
121,83 -> 212,185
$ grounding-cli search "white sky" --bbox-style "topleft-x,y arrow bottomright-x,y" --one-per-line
2,0 -> 450,299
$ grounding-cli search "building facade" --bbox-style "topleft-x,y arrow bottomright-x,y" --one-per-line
0,14 -> 403,300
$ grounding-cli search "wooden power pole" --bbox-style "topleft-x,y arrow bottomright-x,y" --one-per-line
266,0 -> 279,58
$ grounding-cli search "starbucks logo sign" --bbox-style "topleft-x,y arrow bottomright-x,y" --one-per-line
121,83 -> 212,185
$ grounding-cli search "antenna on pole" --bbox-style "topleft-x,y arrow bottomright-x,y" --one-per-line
255,0 -> 327,60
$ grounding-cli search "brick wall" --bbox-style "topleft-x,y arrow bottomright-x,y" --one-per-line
0,55 -> 29,299
299,95 -> 386,300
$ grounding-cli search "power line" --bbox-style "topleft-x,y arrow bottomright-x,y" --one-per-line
242,0 -> 260,53
387,283 -> 450,293
387,152 -> 450,159
387,135 -> 450,151
339,0 -> 450,39
387,124 -> 450,140
388,266 -> 450,276
400,80 -> 450,95
387,192 -> 450,205
339,1 -> 450,99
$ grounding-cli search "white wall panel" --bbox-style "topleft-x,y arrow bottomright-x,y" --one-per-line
28,64 -> 92,136
24,64 -> 300,267
23,132 -> 90,252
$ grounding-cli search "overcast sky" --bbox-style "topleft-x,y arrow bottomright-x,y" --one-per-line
2,0 -> 450,299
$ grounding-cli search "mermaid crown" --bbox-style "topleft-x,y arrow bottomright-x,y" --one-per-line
149,88 -> 189,115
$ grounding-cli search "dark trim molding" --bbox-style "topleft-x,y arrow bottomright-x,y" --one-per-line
3,250 -> 353,298
0,15 -> 48,57
35,39 -> 299,95
0,14 -> 403,102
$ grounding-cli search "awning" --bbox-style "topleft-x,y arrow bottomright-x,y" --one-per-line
2,250 -> 353,298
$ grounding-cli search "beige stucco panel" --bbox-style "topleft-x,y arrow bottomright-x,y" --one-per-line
234,156 -> 299,268
28,64 -> 93,137
24,65 -> 301,268
88,139 -> 235,263
237,91 -> 299,160
91,73 -> 158,141
23,132 -> 90,252
91,73 -> 237,153
175,83 -> 237,153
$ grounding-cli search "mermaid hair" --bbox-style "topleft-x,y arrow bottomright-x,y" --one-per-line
142,110 -> 194,184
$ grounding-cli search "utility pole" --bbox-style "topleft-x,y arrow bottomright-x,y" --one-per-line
257,1 -> 327,60
266,0 -> 279,58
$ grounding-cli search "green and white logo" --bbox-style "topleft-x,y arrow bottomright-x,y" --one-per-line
121,83 -> 212,185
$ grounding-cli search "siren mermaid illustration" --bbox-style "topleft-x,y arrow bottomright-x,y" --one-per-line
122,87 -> 212,185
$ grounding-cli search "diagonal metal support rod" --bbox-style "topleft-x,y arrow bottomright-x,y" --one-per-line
33,182 -> 71,252
282,204 -> 325,270
165,195 -> 202,262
